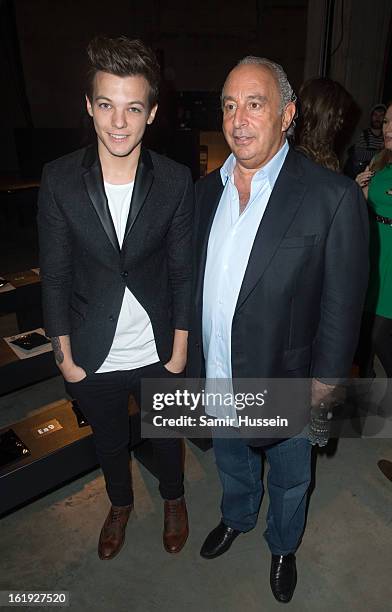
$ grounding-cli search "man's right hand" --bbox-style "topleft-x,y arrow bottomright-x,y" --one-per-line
50,335 -> 87,383
61,364 -> 87,383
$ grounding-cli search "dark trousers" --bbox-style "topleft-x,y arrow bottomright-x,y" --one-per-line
65,361 -> 184,506
356,312 -> 392,416
357,312 -> 392,378
213,432 -> 311,555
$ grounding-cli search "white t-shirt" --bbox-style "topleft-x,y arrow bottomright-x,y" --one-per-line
95,180 -> 159,373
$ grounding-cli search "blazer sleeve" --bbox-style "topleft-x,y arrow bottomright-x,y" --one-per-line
165,167 -> 194,330
37,165 -> 73,337
311,180 -> 369,381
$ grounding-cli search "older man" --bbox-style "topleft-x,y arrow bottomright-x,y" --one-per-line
187,57 -> 368,602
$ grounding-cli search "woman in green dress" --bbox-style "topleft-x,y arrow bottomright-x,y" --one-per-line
356,102 -> 392,414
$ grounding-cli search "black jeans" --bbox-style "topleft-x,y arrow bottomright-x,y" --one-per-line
356,312 -> 392,416
356,312 -> 392,378
65,361 -> 184,506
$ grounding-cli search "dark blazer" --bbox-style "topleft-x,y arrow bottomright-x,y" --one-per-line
37,145 -> 194,373
187,147 -> 369,444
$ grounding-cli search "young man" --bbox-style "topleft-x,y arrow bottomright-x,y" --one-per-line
187,57 -> 368,602
37,36 -> 193,560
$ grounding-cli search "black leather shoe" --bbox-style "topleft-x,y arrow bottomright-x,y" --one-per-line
270,553 -> 297,603
200,521 -> 241,559
378,459 -> 392,482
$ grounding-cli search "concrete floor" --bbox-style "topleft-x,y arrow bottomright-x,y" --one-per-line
1,210 -> 392,611
1,376 -> 392,612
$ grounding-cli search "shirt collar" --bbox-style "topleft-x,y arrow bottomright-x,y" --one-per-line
220,139 -> 289,189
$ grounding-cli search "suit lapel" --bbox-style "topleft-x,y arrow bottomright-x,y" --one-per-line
123,148 -> 154,243
235,148 -> 307,311
195,172 -> 224,305
82,145 -> 120,253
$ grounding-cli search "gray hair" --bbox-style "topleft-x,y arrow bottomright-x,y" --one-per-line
223,55 -> 297,114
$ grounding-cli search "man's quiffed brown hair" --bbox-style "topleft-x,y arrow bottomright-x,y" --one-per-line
86,35 -> 160,109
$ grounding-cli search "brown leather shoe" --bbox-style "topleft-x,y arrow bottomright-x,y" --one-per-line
98,504 -> 132,560
163,496 -> 189,553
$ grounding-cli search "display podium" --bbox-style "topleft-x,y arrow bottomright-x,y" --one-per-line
0,397 -> 144,516
0,376 -> 212,515
0,336 -> 59,395
0,399 -> 96,515
0,269 -> 42,332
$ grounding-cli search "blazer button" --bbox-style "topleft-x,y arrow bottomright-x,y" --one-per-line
121,271 -> 128,278
109,315 -> 115,322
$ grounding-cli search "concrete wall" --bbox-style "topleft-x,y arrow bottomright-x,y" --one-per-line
304,0 -> 391,134
13,0 -> 308,128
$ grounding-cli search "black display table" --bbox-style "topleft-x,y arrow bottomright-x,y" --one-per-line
0,337 -> 59,396
0,397 -> 144,516
0,376 -> 212,515
0,270 -> 43,332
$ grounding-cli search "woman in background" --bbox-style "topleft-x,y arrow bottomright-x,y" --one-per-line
295,77 -> 354,172
356,102 -> 392,416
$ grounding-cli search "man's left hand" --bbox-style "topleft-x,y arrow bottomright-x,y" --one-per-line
164,328 -> 188,373
163,357 -> 186,374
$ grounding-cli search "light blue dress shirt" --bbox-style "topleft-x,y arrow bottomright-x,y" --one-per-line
202,140 -> 289,421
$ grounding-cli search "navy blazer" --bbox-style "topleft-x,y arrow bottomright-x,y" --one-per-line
38,145 -> 194,373
187,147 -> 369,445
